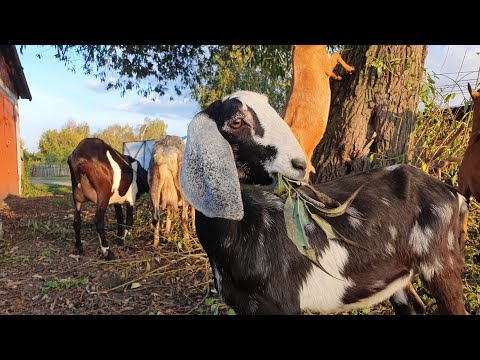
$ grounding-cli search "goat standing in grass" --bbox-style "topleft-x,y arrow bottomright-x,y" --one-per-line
283,45 -> 355,182
458,83 -> 480,204
180,91 -> 468,315
148,135 -> 194,248
68,138 -> 149,259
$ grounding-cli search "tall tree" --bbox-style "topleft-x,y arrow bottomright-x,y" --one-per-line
312,45 -> 428,183
38,120 -> 90,164
136,117 -> 168,140
93,123 -> 136,151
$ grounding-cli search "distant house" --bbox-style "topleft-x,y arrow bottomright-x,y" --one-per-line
0,46 -> 31,201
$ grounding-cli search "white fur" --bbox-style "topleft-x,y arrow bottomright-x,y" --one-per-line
431,203 -> 453,224
342,270 -> 413,311
380,197 -> 392,207
386,243 -> 396,256
98,235 -> 109,256
106,151 -> 138,206
447,230 -> 454,250
388,225 -> 398,240
223,91 -> 306,181
212,261 -> 224,300
348,217 -> 362,229
391,288 -> 409,306
299,242 -> 354,313
419,259 -> 443,281
409,221 -> 433,255
385,164 -> 402,171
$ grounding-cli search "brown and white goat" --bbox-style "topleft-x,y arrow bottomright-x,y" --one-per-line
148,135 -> 194,248
458,83 -> 480,203
180,91 -> 468,315
283,45 -> 355,181
68,138 -> 149,259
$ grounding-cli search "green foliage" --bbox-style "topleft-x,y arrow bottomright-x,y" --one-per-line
193,46 -> 293,112
38,120 -> 90,164
412,70 -> 474,184
40,277 -> 89,292
136,117 -> 168,140
93,123 -> 136,152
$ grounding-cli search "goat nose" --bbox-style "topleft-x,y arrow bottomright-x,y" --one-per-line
291,158 -> 307,171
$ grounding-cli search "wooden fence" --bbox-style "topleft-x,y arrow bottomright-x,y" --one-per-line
30,164 -> 71,178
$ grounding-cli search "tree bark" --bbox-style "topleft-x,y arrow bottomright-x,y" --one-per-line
312,45 -> 427,183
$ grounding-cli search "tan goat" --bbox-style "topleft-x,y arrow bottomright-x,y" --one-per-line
148,135 -> 194,248
283,45 -> 355,181
458,83 -> 480,203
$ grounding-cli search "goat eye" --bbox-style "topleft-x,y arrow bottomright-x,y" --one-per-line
229,118 -> 245,129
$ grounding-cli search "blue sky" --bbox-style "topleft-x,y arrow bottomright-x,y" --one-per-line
17,45 -> 480,152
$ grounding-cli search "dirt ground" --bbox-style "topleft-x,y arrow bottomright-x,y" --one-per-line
1,193 -> 478,315
0,194 -> 225,315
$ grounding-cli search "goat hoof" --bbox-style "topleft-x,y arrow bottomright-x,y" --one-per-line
113,238 -> 124,246
104,251 -> 115,260
75,247 -> 84,255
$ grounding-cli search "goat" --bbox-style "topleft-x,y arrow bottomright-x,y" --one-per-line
180,90 -> 468,315
67,138 -> 149,259
282,45 -> 355,181
458,83 -> 480,204
148,135 -> 195,248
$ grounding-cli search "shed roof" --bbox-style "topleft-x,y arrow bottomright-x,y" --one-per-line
0,45 -> 32,101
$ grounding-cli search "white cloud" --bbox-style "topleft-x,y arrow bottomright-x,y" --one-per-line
83,76 -> 117,93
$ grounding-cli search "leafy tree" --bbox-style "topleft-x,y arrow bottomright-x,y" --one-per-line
93,123 -> 136,152
38,120 -> 90,164
136,117 -> 168,140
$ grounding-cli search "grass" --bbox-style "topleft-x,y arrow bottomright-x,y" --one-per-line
22,181 -> 71,198
30,176 -> 70,182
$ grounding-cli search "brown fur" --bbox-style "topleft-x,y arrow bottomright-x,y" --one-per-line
283,45 -> 354,181
458,84 -> 480,202
149,136 -> 195,248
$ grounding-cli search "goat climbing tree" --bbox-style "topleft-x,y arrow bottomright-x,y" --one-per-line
312,45 -> 428,183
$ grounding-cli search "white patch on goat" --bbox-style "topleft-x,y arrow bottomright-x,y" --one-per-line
388,226 -> 398,240
385,243 -> 396,256
249,297 -> 258,313
299,242 -> 355,313
371,280 -> 385,290
391,288 -> 409,306
342,270 -> 414,312
380,197 -> 392,207
348,217 -> 362,229
431,204 -> 453,224
123,229 -> 130,241
106,151 -> 139,206
212,261 -> 223,300
419,259 -> 443,281
408,221 -> 433,255
448,256 -> 455,267
223,91 -> 306,181
98,235 -> 109,256
385,164 -> 402,171
447,230 -> 454,250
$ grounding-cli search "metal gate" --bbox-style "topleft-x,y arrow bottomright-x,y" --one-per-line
0,91 -> 18,199
123,140 -> 155,171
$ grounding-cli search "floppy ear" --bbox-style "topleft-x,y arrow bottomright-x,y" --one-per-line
180,112 -> 244,220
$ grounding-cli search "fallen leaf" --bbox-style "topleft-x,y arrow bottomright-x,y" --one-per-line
32,274 -> 44,279
68,254 -> 80,262
130,282 -> 142,289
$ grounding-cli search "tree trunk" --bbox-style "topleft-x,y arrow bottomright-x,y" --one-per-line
312,45 -> 427,183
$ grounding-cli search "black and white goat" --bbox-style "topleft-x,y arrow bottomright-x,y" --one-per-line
67,138 -> 149,259
179,91 -> 469,315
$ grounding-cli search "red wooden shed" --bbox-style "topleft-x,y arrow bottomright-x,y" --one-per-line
0,45 -> 31,201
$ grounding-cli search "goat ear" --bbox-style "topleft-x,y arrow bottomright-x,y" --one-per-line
180,112 -> 244,221
468,83 -> 479,100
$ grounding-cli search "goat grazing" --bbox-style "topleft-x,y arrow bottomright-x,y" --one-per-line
283,45 -> 354,181
68,138 -> 149,259
148,135 -> 194,248
458,83 -> 480,203
180,91 -> 468,315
